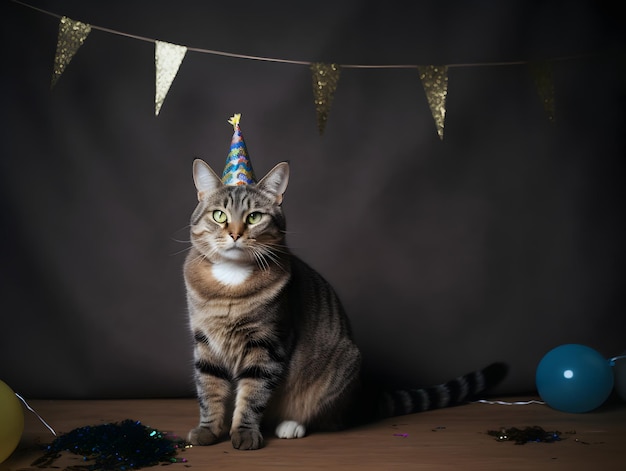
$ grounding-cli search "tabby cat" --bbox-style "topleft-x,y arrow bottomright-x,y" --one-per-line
184,158 -> 506,450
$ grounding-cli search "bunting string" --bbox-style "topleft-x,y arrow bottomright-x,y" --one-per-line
12,0 -> 606,137
15,0 -> 586,70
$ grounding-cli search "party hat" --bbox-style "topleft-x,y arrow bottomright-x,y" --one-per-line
221,114 -> 256,185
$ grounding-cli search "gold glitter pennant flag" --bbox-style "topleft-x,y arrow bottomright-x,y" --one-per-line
418,65 -> 449,140
530,61 -> 555,123
310,63 -> 341,135
51,16 -> 91,89
155,40 -> 188,116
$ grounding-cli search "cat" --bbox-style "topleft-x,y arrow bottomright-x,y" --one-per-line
184,158 -> 507,450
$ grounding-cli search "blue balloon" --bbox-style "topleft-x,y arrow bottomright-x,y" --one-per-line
536,344 -> 614,413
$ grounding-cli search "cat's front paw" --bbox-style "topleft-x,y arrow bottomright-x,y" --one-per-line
187,426 -> 221,446
231,428 -> 264,450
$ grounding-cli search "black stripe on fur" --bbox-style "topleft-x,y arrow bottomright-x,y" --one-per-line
244,338 -> 285,363
445,375 -> 464,404
236,365 -> 280,388
194,330 -> 210,344
195,360 -> 231,381
378,362 -> 508,418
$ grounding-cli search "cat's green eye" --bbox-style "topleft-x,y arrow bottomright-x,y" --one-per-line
246,212 -> 263,225
212,210 -> 227,224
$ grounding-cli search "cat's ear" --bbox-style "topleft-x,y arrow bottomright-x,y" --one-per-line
257,162 -> 289,204
192,159 -> 222,200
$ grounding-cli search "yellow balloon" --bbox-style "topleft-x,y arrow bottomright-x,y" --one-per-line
0,380 -> 24,463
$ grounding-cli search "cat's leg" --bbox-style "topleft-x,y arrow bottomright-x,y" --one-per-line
263,385 -> 308,438
228,333 -> 288,450
274,340 -> 361,439
230,362 -> 285,450
188,357 -> 232,446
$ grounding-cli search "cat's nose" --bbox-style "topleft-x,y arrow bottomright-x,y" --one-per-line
228,222 -> 244,241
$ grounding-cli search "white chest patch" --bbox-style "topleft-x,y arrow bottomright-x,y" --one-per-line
211,261 -> 253,286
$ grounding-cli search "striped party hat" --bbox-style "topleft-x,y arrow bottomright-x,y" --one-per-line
221,114 -> 256,185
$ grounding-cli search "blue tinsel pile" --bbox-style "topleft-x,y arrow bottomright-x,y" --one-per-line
487,425 -> 562,445
32,419 -> 189,470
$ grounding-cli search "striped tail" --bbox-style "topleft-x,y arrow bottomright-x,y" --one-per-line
376,362 -> 508,419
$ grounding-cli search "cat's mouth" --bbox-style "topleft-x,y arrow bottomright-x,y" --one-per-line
221,242 -> 251,261
224,239 -> 245,251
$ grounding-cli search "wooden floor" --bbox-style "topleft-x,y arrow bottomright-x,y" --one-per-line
2,397 -> 624,470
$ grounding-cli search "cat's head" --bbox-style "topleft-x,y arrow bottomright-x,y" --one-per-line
189,159 -> 289,266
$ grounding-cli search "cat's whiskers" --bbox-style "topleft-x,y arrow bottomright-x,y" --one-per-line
171,226 -> 193,243
252,242 -> 287,273
256,239 -> 289,254
190,250 -> 209,265
245,241 -> 274,272
259,246 -> 281,265
168,226 -> 195,256
169,244 -> 194,257
251,248 -> 270,272
186,239 -> 219,265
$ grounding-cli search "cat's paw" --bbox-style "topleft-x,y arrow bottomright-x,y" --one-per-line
275,420 -> 306,439
231,428 -> 264,450
187,426 -> 221,446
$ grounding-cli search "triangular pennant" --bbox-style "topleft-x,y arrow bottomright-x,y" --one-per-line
51,16 -> 91,89
530,61 -> 555,123
310,63 -> 341,135
155,40 -> 188,116
418,65 -> 449,140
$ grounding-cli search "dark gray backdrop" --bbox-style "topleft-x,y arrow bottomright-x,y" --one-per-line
1,0 -> 624,399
